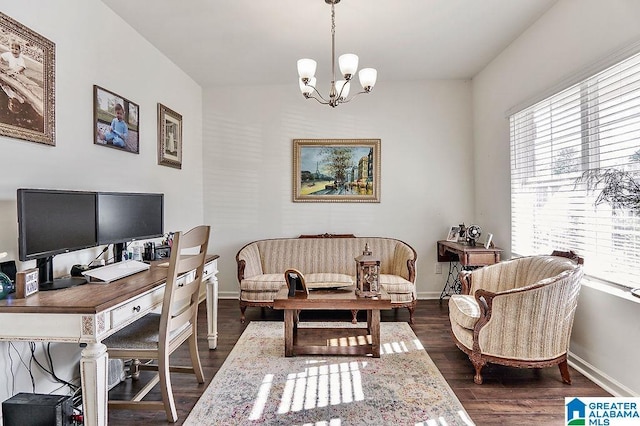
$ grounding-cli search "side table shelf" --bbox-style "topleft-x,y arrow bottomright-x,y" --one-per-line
437,240 -> 502,299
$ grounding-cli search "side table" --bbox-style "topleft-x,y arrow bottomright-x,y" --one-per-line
437,240 -> 502,298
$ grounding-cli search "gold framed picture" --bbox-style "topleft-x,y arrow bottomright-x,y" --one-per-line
0,12 -> 55,146
293,139 -> 381,203
157,103 -> 182,169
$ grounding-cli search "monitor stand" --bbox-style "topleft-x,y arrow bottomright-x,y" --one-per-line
38,277 -> 87,291
36,256 -> 87,291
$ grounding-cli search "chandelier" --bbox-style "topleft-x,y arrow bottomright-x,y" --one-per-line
297,0 -> 377,108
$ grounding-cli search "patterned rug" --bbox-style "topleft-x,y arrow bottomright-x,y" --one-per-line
185,322 -> 474,425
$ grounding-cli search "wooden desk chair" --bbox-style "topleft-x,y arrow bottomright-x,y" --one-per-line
103,225 -> 210,422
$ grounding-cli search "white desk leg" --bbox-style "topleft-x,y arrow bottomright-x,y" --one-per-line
80,342 -> 109,426
206,274 -> 219,349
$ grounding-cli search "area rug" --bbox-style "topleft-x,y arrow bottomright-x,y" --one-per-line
185,322 -> 474,425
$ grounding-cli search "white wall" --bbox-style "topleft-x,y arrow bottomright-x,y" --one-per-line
203,79 -> 474,301
0,0 -> 203,406
473,0 -> 640,396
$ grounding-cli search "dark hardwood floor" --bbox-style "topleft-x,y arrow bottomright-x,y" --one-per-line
108,299 -> 610,425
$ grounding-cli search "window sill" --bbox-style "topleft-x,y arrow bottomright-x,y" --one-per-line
582,276 -> 640,304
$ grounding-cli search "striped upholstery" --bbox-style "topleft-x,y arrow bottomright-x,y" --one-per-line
449,255 -> 584,361
237,237 -> 416,305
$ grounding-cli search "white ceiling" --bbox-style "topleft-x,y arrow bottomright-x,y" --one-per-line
100,0 -> 557,88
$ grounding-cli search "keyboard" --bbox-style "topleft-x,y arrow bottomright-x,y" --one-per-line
82,260 -> 150,283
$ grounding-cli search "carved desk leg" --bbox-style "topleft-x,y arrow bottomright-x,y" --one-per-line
206,273 -> 219,349
80,342 -> 108,426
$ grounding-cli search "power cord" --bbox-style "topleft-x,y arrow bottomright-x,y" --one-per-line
28,342 -> 79,392
8,342 -> 35,393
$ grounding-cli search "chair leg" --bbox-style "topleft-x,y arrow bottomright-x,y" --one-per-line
559,359 -> 572,384
188,333 -> 205,383
407,305 -> 415,325
158,351 -> 178,422
351,309 -> 358,324
240,306 -> 247,323
470,354 -> 486,384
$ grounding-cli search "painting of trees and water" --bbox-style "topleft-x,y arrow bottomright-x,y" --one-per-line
293,139 -> 380,203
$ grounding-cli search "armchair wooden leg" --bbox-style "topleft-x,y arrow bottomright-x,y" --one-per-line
407,305 -> 415,325
240,306 -> 247,323
559,359 -> 572,384
470,354 -> 486,384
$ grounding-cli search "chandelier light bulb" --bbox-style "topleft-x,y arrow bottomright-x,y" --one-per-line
359,68 -> 377,92
299,77 -> 316,95
335,80 -> 350,99
338,54 -> 359,79
297,58 -> 317,80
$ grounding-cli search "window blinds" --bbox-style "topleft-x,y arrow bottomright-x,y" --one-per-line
510,51 -> 640,288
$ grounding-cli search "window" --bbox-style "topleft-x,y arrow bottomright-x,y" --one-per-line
510,51 -> 640,289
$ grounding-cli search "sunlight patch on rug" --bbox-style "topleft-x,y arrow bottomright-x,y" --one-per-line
185,322 -> 475,426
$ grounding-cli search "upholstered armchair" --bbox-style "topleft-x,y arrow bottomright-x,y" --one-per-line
448,251 -> 584,384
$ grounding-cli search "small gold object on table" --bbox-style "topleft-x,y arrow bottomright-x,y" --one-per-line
355,243 -> 381,297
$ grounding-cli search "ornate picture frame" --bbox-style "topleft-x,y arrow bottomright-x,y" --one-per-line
293,139 -> 381,203
93,85 -> 139,153
157,103 -> 182,169
0,12 -> 55,146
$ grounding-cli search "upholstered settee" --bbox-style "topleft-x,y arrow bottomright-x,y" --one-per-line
236,234 -> 417,323
448,251 -> 584,385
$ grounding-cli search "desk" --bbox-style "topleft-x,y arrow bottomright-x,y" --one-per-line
437,240 -> 502,298
0,255 -> 219,426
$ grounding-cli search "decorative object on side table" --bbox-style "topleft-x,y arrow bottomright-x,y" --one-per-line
446,226 -> 460,242
457,223 -> 466,243
466,224 -> 482,246
483,233 -> 494,249
355,244 -> 381,297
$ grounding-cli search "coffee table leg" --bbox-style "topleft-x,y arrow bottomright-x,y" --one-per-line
370,309 -> 381,358
284,309 -> 295,357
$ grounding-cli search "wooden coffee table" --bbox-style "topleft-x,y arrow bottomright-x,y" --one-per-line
273,286 -> 392,358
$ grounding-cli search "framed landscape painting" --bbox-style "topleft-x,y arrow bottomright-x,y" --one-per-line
93,85 -> 139,154
293,139 -> 381,203
0,12 -> 55,146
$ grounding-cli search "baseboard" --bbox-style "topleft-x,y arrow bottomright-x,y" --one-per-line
219,291 -> 239,299
568,352 -> 638,397
416,291 -> 446,300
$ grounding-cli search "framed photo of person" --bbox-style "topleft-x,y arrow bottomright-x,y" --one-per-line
93,85 -> 139,153
0,12 -> 55,146
446,226 -> 460,242
157,103 -> 182,169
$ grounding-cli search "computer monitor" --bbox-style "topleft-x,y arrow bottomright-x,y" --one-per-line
97,192 -> 164,261
17,189 -> 98,290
